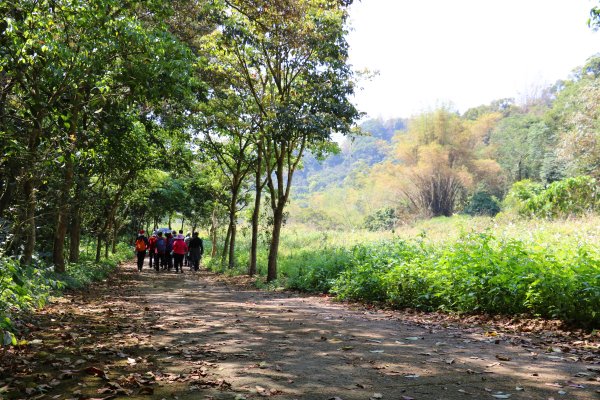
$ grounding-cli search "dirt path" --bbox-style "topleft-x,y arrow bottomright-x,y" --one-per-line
1,263 -> 599,400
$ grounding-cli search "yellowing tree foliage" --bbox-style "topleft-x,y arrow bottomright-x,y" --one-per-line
392,109 -> 503,217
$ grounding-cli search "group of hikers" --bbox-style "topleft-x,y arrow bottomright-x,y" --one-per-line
134,229 -> 204,273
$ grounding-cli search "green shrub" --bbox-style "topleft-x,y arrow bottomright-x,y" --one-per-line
526,176 -> 599,218
505,176 -> 599,218
364,208 -> 397,231
0,241 -> 131,345
0,257 -> 60,344
285,248 -> 351,293
328,233 -> 600,327
503,179 -> 544,215
332,240 -> 426,302
228,220 -> 600,327
463,192 -> 501,216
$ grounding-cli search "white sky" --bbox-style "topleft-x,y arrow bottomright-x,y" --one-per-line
348,0 -> 600,119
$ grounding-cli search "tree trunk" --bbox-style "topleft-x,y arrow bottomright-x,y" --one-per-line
210,208 -> 218,258
228,223 -> 236,269
22,122 -> 43,266
249,196 -> 260,275
52,154 -> 74,272
53,102 -> 79,271
180,218 -> 184,232
227,189 -> 239,269
98,170 -> 135,259
112,215 -> 124,254
110,215 -> 119,254
22,177 -> 36,265
267,205 -> 284,282
69,205 -> 81,263
104,237 -> 109,259
95,234 -> 102,262
249,161 -> 263,276
221,224 -> 231,266
0,164 -> 16,217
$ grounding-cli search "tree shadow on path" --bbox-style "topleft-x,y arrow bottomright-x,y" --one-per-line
1,263 -> 599,400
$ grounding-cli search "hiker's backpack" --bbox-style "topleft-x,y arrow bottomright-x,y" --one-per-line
135,237 -> 147,252
156,237 -> 166,253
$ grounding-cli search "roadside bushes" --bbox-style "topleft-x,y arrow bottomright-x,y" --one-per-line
285,248 -> 351,293
330,233 -> 600,327
230,217 -> 599,327
333,239 -> 428,303
0,258 -> 59,345
0,242 -> 132,345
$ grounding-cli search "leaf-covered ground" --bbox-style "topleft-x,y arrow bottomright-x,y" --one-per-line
1,263 -> 599,400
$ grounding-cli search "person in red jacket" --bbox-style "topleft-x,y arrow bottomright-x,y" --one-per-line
172,234 -> 188,273
147,232 -> 157,270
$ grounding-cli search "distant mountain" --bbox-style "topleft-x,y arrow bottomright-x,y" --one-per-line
293,118 -> 407,195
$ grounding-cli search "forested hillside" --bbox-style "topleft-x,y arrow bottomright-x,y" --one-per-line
293,118 -> 406,194
290,56 -> 600,229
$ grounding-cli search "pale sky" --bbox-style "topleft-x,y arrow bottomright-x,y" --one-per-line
348,0 -> 600,119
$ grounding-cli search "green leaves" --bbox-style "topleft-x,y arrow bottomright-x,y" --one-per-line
506,176 -> 600,218
327,232 -> 600,327
2,331 -> 16,346
0,257 -> 54,346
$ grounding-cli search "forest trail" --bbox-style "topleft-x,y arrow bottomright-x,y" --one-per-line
2,262 -> 600,400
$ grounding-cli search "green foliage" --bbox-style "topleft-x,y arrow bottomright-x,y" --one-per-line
364,207 -> 397,231
284,248 -> 351,293
506,176 -> 599,218
203,0 -> 361,280
0,240 -> 131,346
463,191 -> 501,216
0,258 -> 59,343
332,239 -> 427,303
328,233 -> 600,327
490,114 -> 555,182
56,243 -> 131,289
503,179 -> 544,213
548,62 -> 600,179
227,216 -> 600,328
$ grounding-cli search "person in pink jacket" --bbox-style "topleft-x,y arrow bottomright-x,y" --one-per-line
172,234 -> 188,273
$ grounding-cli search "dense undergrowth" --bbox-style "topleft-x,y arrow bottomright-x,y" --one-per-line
209,215 -> 600,328
0,242 -> 131,345
331,233 -> 600,327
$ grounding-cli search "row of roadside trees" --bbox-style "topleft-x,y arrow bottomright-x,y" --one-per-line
0,0 -> 360,281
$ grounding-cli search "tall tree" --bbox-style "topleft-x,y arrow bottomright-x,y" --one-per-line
207,0 -> 360,281
0,0 -> 199,266
549,56 -> 600,179
490,114 -> 555,183
393,108 -> 506,217
197,86 -> 257,269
